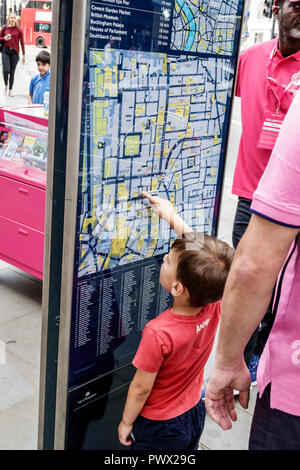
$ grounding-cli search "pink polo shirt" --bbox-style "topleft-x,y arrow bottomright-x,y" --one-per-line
251,89 -> 300,416
232,39 -> 300,200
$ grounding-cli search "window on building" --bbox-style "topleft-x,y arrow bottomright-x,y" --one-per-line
254,32 -> 264,43
24,1 -> 51,8
24,1 -> 36,7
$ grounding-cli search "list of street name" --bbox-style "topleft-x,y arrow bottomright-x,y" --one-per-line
90,0 -> 173,51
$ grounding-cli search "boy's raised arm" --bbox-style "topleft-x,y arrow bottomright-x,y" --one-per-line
142,192 -> 193,236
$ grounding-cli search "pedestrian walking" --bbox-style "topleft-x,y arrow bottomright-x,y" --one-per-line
0,12 -> 25,97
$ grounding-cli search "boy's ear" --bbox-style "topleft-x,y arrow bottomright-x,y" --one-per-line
171,280 -> 185,298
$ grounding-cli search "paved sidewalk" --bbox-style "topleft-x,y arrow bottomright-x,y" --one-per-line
0,45 -> 42,107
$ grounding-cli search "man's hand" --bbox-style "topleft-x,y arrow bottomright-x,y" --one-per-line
22,55 -> 25,64
205,362 -> 251,430
118,419 -> 133,446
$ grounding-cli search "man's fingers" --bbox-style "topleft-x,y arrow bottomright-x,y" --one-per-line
224,387 -> 237,422
238,388 -> 250,409
205,388 -> 236,431
205,398 -> 233,430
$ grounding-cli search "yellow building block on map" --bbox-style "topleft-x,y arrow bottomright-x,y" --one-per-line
163,54 -> 167,74
214,135 -> 219,145
157,109 -> 165,125
79,259 -> 87,271
156,128 -> 161,145
104,255 -> 111,269
125,134 -> 141,157
152,179 -> 158,191
97,255 -> 104,264
95,51 -> 104,63
111,238 -> 128,258
174,173 -> 179,189
95,71 -> 104,97
82,215 -> 98,233
104,159 -> 112,178
136,104 -> 145,117
104,185 -> 112,197
151,224 -> 159,238
176,106 -> 184,118
118,183 -> 129,200
137,237 -> 143,252
96,118 -> 107,137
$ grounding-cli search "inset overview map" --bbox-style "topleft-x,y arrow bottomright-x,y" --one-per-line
78,0 -> 242,277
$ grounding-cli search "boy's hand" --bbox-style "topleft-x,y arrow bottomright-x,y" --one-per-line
142,191 -> 175,223
118,420 -> 133,446
142,191 -> 193,235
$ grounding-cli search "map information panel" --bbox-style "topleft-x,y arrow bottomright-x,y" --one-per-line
69,0 -> 243,388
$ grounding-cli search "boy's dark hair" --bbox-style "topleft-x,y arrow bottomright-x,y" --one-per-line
36,50 -> 50,65
171,233 -> 234,307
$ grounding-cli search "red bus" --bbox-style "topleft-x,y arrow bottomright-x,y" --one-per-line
20,1 -> 52,48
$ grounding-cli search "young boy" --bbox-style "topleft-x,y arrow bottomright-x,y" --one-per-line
118,193 -> 234,451
28,50 -> 50,105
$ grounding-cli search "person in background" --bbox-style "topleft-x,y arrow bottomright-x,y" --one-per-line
28,50 -> 51,105
118,194 -> 234,450
231,0 -> 300,374
205,89 -> 300,450
0,12 -> 25,97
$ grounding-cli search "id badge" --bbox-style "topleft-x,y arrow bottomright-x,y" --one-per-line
257,111 -> 285,150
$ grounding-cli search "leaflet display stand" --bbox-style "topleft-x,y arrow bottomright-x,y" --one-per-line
0,105 -> 48,279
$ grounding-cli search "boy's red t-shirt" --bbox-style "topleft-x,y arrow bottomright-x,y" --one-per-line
132,301 -> 221,420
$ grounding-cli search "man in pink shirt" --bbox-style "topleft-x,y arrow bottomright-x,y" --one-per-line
232,0 -> 300,367
205,88 -> 300,450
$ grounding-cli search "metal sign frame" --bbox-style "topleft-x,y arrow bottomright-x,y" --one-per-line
39,0 -> 245,450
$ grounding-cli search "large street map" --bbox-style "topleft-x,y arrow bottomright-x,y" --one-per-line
78,0 -> 242,277
68,0 -> 243,386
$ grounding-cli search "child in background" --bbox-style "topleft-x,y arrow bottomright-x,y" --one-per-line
118,193 -> 234,450
28,50 -> 50,105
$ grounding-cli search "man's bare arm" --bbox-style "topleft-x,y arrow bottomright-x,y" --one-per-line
205,214 -> 299,430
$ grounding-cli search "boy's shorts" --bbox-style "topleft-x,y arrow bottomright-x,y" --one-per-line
131,399 -> 205,451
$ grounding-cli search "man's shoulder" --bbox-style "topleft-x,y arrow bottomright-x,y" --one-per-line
240,39 -> 277,61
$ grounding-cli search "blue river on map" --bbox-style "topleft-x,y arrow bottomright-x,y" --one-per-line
176,0 -> 197,51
